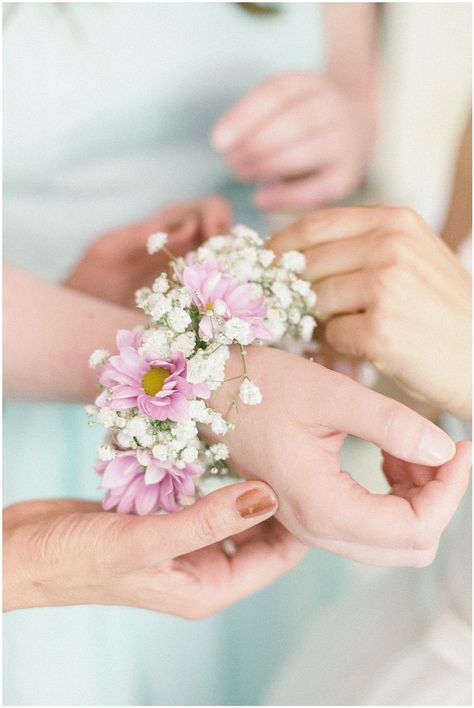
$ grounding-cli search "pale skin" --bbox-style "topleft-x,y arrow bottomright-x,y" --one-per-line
211,4 -> 378,210
64,194 -> 232,308
4,263 -> 469,603
3,265 -> 306,613
268,206 -> 472,420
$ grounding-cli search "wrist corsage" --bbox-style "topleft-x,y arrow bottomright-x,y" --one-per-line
87,225 -> 316,515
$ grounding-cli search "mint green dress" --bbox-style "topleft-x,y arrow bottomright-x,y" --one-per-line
3,4 -> 349,704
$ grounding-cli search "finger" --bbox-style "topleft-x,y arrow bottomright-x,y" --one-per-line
211,72 -> 317,152
254,168 -> 349,211
314,271 -> 372,322
382,450 -> 436,490
325,312 -> 373,359
407,440 -> 472,532
304,455 -> 459,553
268,206 -> 393,254
233,131 -> 340,182
305,362 -> 456,465
199,194 -> 232,239
302,233 -> 390,282
311,536 -> 438,568
125,481 -> 278,563
4,499 -> 101,524
224,95 -> 332,170
201,520 -> 308,614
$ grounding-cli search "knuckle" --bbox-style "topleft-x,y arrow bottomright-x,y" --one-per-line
379,233 -> 408,264
371,264 -> 401,298
391,206 -> 421,232
365,305 -> 391,357
193,505 -> 220,546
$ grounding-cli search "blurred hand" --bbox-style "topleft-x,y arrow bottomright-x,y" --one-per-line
64,195 -> 232,308
211,71 -> 376,211
4,481 -> 306,615
269,207 -> 472,419
209,346 -> 470,567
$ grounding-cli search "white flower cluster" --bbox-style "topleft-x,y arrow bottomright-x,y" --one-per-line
180,224 -> 317,344
89,223 -> 316,513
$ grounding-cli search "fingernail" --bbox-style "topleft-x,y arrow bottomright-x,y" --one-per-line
236,487 -> 278,518
419,425 -> 456,464
211,126 -> 235,151
358,362 -> 378,387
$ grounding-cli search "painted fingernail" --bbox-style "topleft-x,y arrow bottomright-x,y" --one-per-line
419,425 -> 456,464
236,487 -> 278,518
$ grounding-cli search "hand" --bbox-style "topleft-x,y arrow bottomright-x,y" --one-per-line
269,207 -> 472,419
64,195 -> 232,308
211,71 -> 376,211
209,346 -> 471,567
3,481 -> 306,615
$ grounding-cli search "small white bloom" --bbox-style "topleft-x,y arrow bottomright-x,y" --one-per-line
189,399 -> 212,424
174,420 -> 199,443
89,349 -> 109,368
306,290 -> 317,308
291,278 -> 311,297
97,443 -> 116,461
231,224 -> 261,244
239,378 -> 262,405
287,308 -> 301,325
152,273 -> 169,294
271,282 -> 292,309
116,430 -> 135,449
281,250 -> 306,274
148,293 -> 173,321
137,432 -> 155,448
181,446 -> 199,464
167,307 -> 191,333
259,249 -> 275,268
213,298 -> 228,317
209,411 -> 229,436
125,416 -> 148,438
171,331 -> 196,357
171,287 -> 193,309
85,404 -> 98,416
224,317 -> 252,345
250,283 -> 264,299
206,235 -> 229,251
152,443 -> 168,461
266,308 -> 287,340
139,327 -> 171,358
187,351 -> 210,384
97,407 -> 119,429
210,443 -> 229,461
147,231 -> 168,254
299,315 -> 316,342
135,287 -> 152,307
178,494 -> 196,507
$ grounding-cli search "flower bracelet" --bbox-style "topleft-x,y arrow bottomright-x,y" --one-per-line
87,225 -> 316,516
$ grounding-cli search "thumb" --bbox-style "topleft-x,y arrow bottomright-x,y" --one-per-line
311,364 -> 456,466
125,481 -> 278,563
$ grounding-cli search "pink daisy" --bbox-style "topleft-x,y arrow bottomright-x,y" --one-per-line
96,449 -> 201,515
180,259 -> 272,341
95,330 -> 209,421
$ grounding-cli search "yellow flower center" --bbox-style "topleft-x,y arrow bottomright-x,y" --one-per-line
141,367 -> 170,396
205,303 -> 213,312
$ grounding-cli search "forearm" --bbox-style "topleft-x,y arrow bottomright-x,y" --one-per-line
323,3 -> 378,94
4,263 -> 145,402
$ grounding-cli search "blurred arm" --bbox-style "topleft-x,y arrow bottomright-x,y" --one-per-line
3,264 -> 144,402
